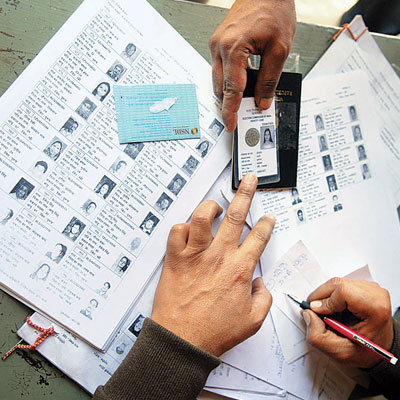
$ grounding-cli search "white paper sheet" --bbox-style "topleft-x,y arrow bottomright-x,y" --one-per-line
307,16 -> 400,208
251,71 -> 400,309
17,165 -> 261,395
0,0 -> 231,350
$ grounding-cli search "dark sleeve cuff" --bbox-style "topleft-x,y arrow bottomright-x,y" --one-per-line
367,319 -> 400,398
94,318 -> 221,400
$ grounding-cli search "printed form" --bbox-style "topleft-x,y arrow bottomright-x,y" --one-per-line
250,72 -> 400,307
0,0 -> 231,350
307,16 -> 400,208
17,177 -> 354,399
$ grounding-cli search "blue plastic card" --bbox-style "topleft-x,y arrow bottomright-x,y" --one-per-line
114,84 -> 201,143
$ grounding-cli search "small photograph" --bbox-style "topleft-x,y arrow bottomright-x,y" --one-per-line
130,237 -> 142,253
92,82 -> 111,102
295,208 -> 306,224
0,208 -> 14,226
361,163 -> 371,180
140,212 -> 160,235
314,114 -> 325,131
62,217 -> 86,242
121,42 -> 140,64
352,125 -> 362,142
114,255 -> 131,277
326,174 -> 338,192
154,192 -> 173,214
45,243 -> 67,264
318,135 -> 328,152
128,314 -> 145,337
81,199 -> 97,216
106,61 -> 126,82
349,105 -> 358,122
167,174 -> 186,196
332,194 -> 343,212
80,299 -> 98,320
208,118 -> 224,138
124,142 -> 144,160
357,144 -> 367,161
96,282 -> 111,299
195,140 -> 212,158
9,178 -> 35,201
30,160 -> 48,179
109,157 -> 128,176
43,137 -> 66,161
94,175 -> 116,200
76,97 -> 97,120
182,155 -> 200,177
260,125 -> 275,149
60,117 -> 79,136
29,263 -> 51,282
291,188 -> 302,205
322,154 -> 333,172
115,341 -> 129,356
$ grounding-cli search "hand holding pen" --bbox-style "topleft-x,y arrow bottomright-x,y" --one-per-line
294,278 -> 396,368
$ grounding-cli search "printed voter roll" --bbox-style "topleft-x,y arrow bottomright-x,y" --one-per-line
237,97 -> 279,182
114,84 -> 201,144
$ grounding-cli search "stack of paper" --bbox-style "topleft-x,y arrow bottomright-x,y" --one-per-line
12,9 -> 400,400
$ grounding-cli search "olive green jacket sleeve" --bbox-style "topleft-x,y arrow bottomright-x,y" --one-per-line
93,318 -> 220,400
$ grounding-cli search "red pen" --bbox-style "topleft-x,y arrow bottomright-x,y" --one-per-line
286,293 -> 398,365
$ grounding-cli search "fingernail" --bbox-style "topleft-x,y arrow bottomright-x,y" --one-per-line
303,311 -> 310,326
265,213 -> 276,222
310,300 -> 322,310
243,173 -> 257,184
258,98 -> 273,110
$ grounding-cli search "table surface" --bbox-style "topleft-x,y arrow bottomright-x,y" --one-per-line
1,1 -> 400,398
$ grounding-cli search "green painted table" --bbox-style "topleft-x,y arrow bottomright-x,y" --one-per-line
0,1 -> 399,398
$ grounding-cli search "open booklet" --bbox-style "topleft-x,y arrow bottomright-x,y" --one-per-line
0,0 -> 231,350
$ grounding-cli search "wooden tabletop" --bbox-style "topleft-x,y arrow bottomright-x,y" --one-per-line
0,1 -> 399,398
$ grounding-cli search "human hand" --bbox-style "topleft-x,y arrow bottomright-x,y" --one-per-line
209,0 -> 296,132
151,174 -> 275,356
303,278 -> 394,368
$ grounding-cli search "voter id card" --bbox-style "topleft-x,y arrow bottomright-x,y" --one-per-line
232,69 -> 302,190
236,97 -> 280,184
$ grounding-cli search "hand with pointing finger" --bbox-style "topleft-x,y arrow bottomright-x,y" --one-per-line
152,174 -> 275,356
209,0 -> 296,132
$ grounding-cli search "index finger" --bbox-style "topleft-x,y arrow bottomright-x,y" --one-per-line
254,42 -> 288,109
214,173 -> 257,247
220,48 -> 249,132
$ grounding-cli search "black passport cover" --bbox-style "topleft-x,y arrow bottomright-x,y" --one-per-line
232,69 -> 302,190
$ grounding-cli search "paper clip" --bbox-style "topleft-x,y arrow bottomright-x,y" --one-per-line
332,23 -> 369,41
2,316 -> 55,361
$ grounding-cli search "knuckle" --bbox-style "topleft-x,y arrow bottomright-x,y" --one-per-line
219,37 -> 235,55
237,182 -> 254,198
251,228 -> 269,244
208,35 -> 218,51
271,41 -> 290,61
226,208 -> 246,225
170,223 -> 185,234
256,77 -> 278,93
329,276 -> 343,288
233,264 -> 251,284
191,212 -> 211,226
223,78 -> 241,97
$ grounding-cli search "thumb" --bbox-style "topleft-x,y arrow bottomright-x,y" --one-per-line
251,278 -> 272,330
